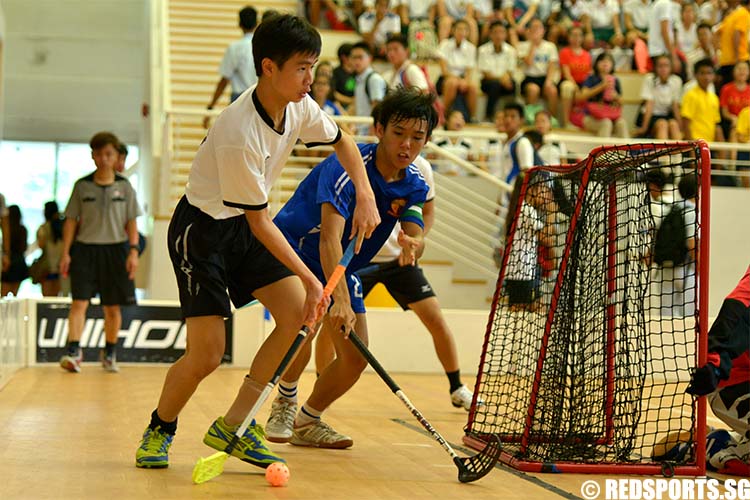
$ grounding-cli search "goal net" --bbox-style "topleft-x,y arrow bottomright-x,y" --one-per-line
464,141 -> 710,475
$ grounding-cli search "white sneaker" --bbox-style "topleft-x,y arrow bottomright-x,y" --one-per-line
100,350 -> 120,373
60,349 -> 83,373
451,385 -> 482,411
266,397 -> 297,443
290,420 -> 353,449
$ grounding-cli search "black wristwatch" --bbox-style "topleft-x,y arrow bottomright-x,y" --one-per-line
129,244 -> 140,252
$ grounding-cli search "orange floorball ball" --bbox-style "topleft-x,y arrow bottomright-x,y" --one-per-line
265,462 -> 290,487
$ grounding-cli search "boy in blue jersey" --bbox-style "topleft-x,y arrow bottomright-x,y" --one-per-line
266,87 -> 439,448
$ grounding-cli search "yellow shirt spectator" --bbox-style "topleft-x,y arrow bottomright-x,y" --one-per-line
681,85 -> 721,141
718,6 -> 750,66
737,107 -> 750,142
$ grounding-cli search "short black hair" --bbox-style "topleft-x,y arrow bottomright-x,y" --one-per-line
117,142 -> 129,156
372,87 -> 439,138
524,130 -> 543,147
694,58 -> 715,74
90,131 -> 120,151
488,20 -> 506,31
351,41 -> 372,56
678,173 -> 698,200
261,9 -> 279,22
645,168 -> 667,189
239,6 -> 258,31
503,102 -> 524,118
252,14 -> 321,77
386,33 -> 409,49
337,42 -> 354,61
697,21 -> 713,31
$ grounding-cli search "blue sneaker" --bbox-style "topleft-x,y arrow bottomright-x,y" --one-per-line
136,426 -> 173,468
203,416 -> 285,469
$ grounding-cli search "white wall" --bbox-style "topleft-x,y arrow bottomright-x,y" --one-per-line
1,0 -> 146,144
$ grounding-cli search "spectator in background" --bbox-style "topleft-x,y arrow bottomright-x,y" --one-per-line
648,0 -> 680,75
585,0 -> 624,48
0,205 -> 28,297
504,0 -> 540,38
437,0 -> 479,45
351,42 -> 388,135
204,6 -> 258,129
313,74 -> 346,117
432,109 -> 474,175
720,61 -> 750,144
384,34 -> 429,91
0,193 -> 9,276
58,132 -> 142,373
36,201 -> 65,297
716,0 -> 750,91
478,21 -> 517,122
695,0 -> 720,24
534,110 -> 568,165
518,19 -> 560,119
332,43 -> 357,110
623,0 -> 651,45
734,105 -> 750,187
578,52 -> 630,138
682,59 -> 723,144
359,0 -> 401,59
635,55 -> 683,140
559,26 -> 592,127
685,22 -> 717,79
676,3 -> 699,62
116,142 -> 128,173
547,0 -> 592,46
307,0 -> 361,30
501,102 -> 536,184
436,19 -> 478,121
397,0 -> 437,33
315,60 -> 334,80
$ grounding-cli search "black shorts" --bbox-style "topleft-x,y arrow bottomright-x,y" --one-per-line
168,196 -> 294,318
505,279 -> 537,305
69,242 -> 136,306
522,76 -> 547,94
359,260 -> 436,310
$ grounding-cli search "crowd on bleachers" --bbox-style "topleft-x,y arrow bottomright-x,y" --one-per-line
300,0 -> 750,186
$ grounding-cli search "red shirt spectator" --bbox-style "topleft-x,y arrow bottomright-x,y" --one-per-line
559,45 -> 592,84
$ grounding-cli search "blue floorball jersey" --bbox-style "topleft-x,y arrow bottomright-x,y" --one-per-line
274,143 -> 429,310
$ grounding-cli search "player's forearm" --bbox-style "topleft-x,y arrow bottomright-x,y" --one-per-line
320,231 -> 350,304
125,220 -> 139,247
333,134 -> 376,205
208,78 -> 230,109
62,218 -> 78,255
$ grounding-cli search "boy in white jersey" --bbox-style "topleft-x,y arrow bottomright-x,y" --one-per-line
135,14 -> 380,470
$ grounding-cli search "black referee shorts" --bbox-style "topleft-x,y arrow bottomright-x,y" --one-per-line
168,196 -> 294,319
69,242 -> 136,306
359,260 -> 436,310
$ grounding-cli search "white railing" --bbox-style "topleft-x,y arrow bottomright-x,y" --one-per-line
160,108 -> 750,280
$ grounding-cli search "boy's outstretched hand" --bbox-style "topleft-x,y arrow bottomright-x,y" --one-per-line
351,193 -> 380,253
397,229 -> 420,267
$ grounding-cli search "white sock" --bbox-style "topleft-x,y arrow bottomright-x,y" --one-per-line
295,403 -> 322,428
278,380 -> 298,402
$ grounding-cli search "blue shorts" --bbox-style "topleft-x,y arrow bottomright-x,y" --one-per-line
303,257 -> 365,314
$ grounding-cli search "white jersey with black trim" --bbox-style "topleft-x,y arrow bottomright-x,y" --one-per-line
185,85 -> 341,219
372,155 -> 435,263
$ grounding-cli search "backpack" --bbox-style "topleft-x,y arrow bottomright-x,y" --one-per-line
653,204 -> 688,266
508,136 -> 544,184
407,19 -> 438,60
